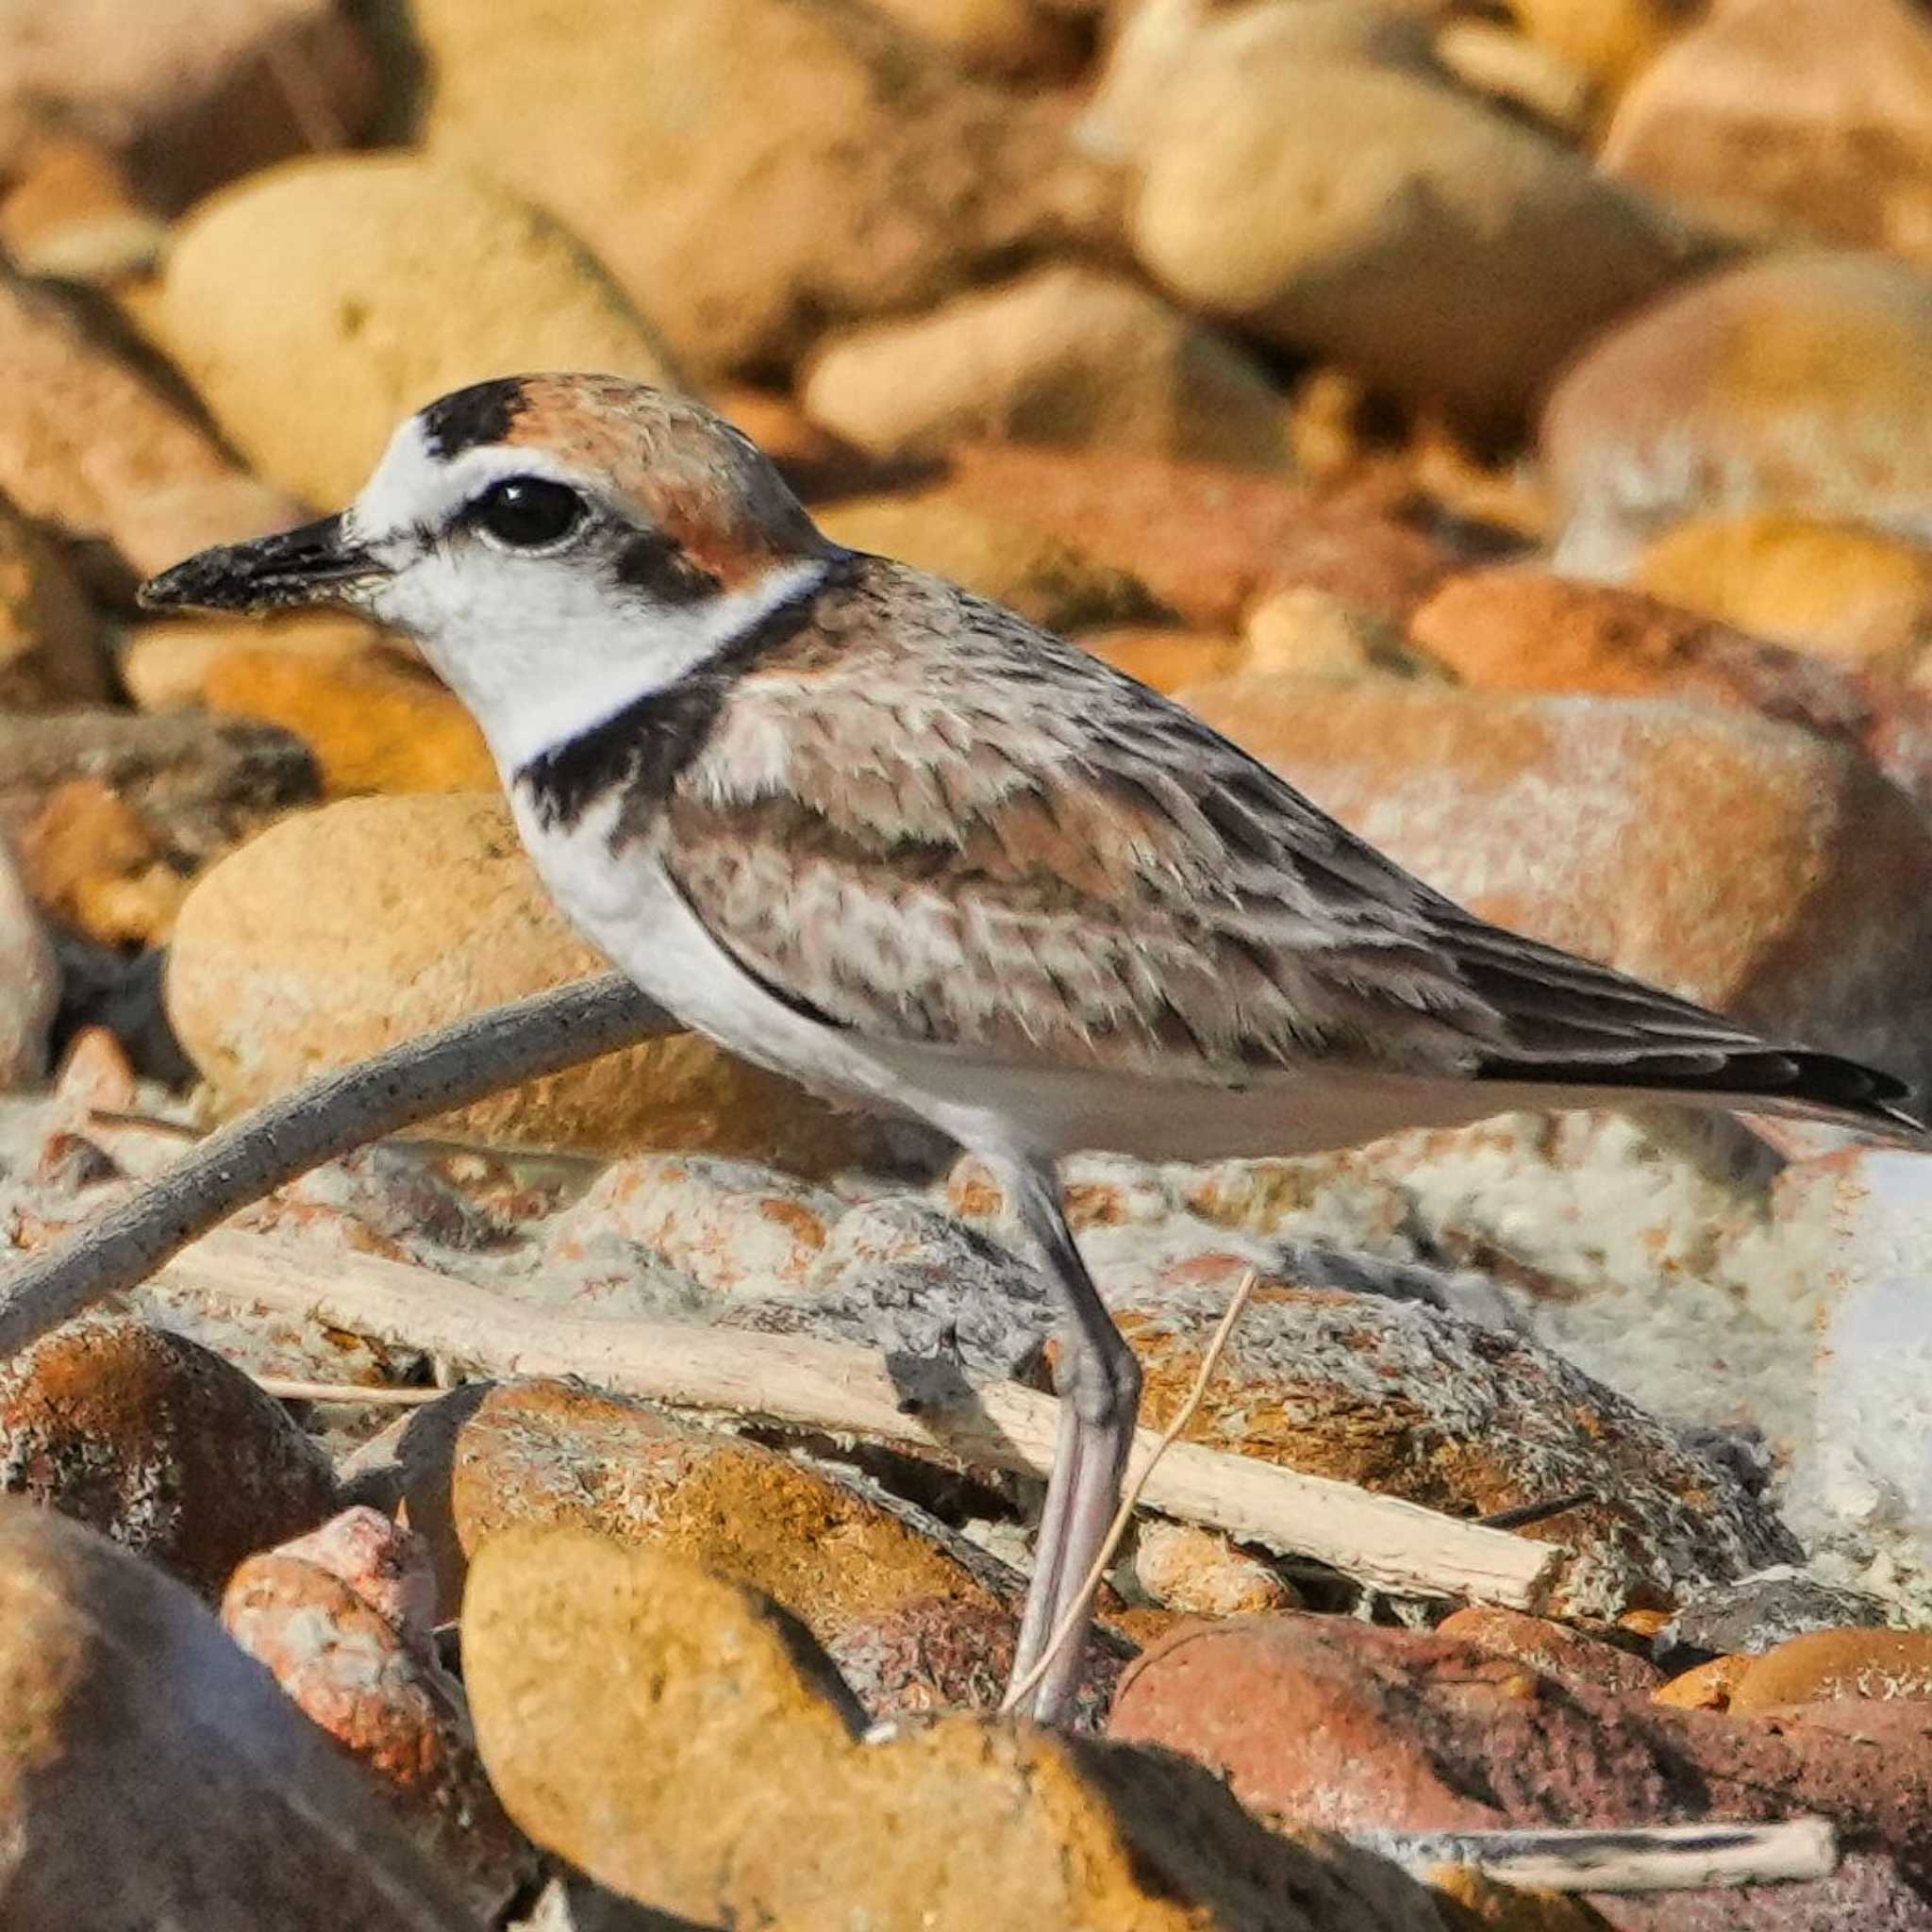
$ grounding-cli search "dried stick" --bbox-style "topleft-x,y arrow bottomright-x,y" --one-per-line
255,1378 -> 448,1407
150,1228 -> 1558,1607
0,974 -> 671,1358
1001,1267 -> 1259,1713
1364,1817 -> 1838,1894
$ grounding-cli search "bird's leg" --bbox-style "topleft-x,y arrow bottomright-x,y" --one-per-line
997,1154 -> 1142,1724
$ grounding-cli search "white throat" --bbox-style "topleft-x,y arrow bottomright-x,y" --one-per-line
395,557 -> 831,776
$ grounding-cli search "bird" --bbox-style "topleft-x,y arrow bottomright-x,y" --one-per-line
141,374 -> 1925,1723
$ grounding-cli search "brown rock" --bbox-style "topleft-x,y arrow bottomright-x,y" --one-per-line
818,486 -> 1164,631
802,263 -> 1291,470
0,0 -> 380,214
1437,1607 -> 1664,1699
0,708 -> 320,946
1634,514 -> 1932,674
1112,1270 -> 1797,1615
0,266 -> 303,577
222,1507 -> 530,1908
1730,1628 -> 1932,1713
203,644 -> 496,794
164,791 -> 890,1168
1129,49 -> 1707,431
868,0 -> 1087,77
1110,1612 -> 1932,1928
0,492 -> 107,707
158,153 -> 683,508
1603,0 -> 1932,258
0,1504 -> 472,1929
414,0 -> 1114,375
1653,1656 -> 1753,1711
1541,251 -> 1932,576
463,1526 -> 1453,1930
1080,0 -> 1439,163
1174,675 -> 1932,1088
0,1313 -> 339,1598
943,442 -> 1459,626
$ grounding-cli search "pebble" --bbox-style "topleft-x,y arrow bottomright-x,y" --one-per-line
1655,1569 -> 1894,1671
1111,1610 -> 1932,1930
222,1507 -> 532,1909
1110,1270 -> 1799,1616
3,708 -> 320,947
804,262 -> 1291,470
412,0 -> 1113,374
0,1313 -> 340,1597
1541,251 -> 1932,575
1729,1627 -> 1932,1713
941,442 -> 1460,628
158,152 -> 684,508
1129,47 -> 1704,432
817,487 -> 1166,633
163,792 -> 897,1168
1603,0 -> 1932,259
0,1502 -> 470,1928
382,1376 -> 1114,1720
0,0 -> 380,213
0,262 -> 304,577
462,1526 -> 1454,1931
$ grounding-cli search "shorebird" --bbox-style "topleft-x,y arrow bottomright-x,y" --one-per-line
142,375 -> 1924,1722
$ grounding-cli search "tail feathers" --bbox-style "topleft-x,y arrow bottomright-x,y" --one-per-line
1476,1040 -> 1927,1144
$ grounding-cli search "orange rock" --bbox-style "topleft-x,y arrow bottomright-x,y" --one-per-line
1174,675 -> 1932,1088
1653,1655 -> 1753,1711
1437,1607 -> 1663,1699
222,1508 -> 528,1907
204,644 -> 494,794
1730,1627 -> 1932,1713
1074,625 -> 1242,694
0,1313 -> 339,1599
943,442 -> 1459,627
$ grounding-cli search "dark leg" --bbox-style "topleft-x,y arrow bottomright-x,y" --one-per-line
996,1154 -> 1142,1724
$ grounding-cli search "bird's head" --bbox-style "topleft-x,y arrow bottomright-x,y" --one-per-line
140,374 -> 837,769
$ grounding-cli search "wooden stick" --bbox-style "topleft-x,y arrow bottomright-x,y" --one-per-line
156,1228 -> 1559,1608
1001,1268 -> 1259,1712
0,973 -> 671,1358
255,1378 -> 448,1407
1362,1817 -> 1838,1894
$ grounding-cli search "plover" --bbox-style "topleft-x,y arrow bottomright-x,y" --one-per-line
142,375 -> 1924,1722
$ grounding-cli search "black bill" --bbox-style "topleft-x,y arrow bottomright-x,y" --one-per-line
138,514 -> 382,614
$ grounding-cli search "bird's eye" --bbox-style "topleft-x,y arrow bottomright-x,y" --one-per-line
470,475 -> 588,550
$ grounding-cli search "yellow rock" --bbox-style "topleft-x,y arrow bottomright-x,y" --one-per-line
1502,0 -> 1687,100
1240,584 -> 1450,683
158,152 -> 682,507
165,792 -> 889,1171
203,647 -> 494,795
1635,513 -> 1932,675
463,1527 -> 1452,1931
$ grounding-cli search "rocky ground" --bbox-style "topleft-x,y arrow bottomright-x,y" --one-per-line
6,0 -> 1932,1925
